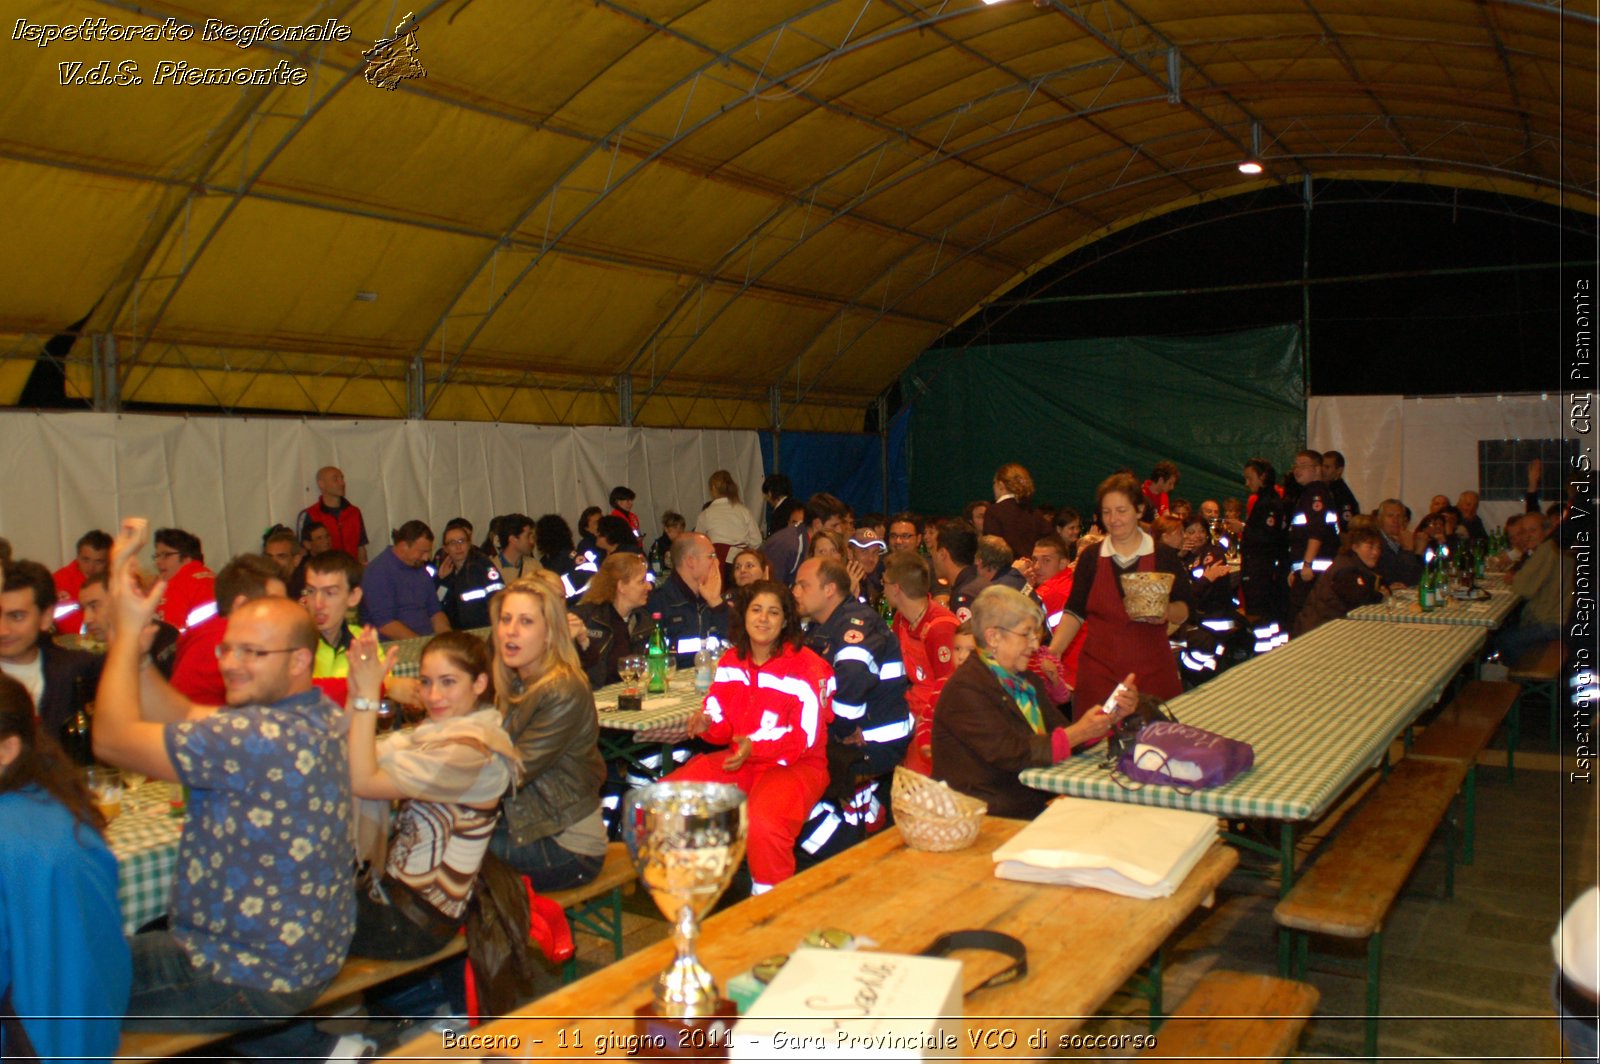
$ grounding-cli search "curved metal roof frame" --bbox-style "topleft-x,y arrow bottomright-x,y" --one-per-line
0,0 -> 1592,425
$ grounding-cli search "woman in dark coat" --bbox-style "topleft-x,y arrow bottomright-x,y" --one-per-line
1294,527 -> 1387,636
984,462 -> 1053,562
1239,458 -> 1287,622
932,585 -> 1137,819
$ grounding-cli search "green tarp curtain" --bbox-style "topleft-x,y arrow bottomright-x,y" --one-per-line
902,325 -> 1305,519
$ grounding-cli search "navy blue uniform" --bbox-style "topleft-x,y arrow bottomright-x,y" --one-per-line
1287,480 -> 1341,622
1240,491 -> 1287,621
645,571 -> 727,666
435,552 -> 504,630
802,600 -> 913,777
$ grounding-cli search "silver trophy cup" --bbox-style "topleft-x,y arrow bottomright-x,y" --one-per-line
623,782 -> 748,1017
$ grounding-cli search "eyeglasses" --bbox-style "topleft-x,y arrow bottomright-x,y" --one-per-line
214,644 -> 298,662
153,549 -> 179,561
444,538 -> 470,547
1000,626 -> 1041,645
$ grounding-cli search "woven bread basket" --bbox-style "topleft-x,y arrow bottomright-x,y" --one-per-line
1119,571 -> 1174,621
892,767 -> 987,852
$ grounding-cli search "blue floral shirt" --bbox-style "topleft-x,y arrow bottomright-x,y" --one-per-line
164,688 -> 355,993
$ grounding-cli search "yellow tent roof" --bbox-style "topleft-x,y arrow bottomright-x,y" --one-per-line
3,0 -> 1593,429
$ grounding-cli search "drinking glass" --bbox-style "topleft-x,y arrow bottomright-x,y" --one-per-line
85,766 -> 124,822
620,655 -> 646,698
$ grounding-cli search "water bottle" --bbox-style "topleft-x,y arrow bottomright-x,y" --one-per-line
646,613 -> 669,694
694,637 -> 718,695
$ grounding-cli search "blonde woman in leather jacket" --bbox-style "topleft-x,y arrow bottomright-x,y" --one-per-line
487,577 -> 607,890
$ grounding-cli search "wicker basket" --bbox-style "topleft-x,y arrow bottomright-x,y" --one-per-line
1120,571 -> 1174,621
892,767 -> 987,852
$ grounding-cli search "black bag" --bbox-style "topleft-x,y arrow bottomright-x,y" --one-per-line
463,850 -> 540,1017
1102,694 -> 1177,766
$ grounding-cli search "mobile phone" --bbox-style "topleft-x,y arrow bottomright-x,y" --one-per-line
1104,681 -> 1129,714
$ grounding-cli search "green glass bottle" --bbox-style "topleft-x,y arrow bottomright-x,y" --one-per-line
646,612 -> 669,694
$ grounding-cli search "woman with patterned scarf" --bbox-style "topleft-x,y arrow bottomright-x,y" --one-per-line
345,629 -> 521,959
931,586 -> 1139,819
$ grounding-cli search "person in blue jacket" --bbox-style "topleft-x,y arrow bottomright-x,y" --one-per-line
0,673 -> 131,1062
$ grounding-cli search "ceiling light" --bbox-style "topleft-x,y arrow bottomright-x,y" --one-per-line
1238,120 -> 1263,174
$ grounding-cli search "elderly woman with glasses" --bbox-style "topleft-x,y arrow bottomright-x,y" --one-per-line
932,585 -> 1138,819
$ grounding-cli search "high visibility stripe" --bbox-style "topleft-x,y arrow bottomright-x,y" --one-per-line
751,882 -> 774,895
1288,558 -> 1332,573
1046,610 -> 1064,628
755,672 -> 822,747
1325,510 -> 1340,524
459,581 -> 503,602
1290,513 -> 1309,526
53,600 -> 81,620
676,636 -> 703,654
714,666 -> 746,684
1191,567 -> 1205,579
704,695 -> 724,723
747,722 -> 792,743
861,716 -> 913,743
425,565 -> 436,578
185,601 -> 218,628
878,661 -> 904,681
834,645 -> 878,672
561,573 -> 584,597
800,812 -> 841,854
1200,617 -> 1236,632
832,699 -> 865,720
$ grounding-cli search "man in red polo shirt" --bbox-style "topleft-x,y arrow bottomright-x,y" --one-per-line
151,528 -> 216,632
169,555 -> 285,705
52,529 -> 112,635
1142,461 -> 1179,520
297,466 -> 369,563
881,551 -> 958,777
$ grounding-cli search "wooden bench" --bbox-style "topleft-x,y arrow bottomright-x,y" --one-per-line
117,938 -> 468,1063
547,841 -> 636,981
1409,680 -> 1522,860
117,843 -> 638,1060
1274,757 -> 1468,1059
1507,640 -> 1562,745
1138,969 -> 1319,1062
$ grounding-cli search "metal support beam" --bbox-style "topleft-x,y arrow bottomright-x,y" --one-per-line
92,334 -> 120,413
407,356 -> 426,420
617,374 -> 634,426
1166,47 -> 1181,104
1301,176 -> 1313,401
769,384 -> 783,474
876,394 -> 890,515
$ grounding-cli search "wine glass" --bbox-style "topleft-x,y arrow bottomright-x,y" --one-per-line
620,655 -> 646,698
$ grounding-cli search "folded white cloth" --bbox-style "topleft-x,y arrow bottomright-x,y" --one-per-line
992,796 -> 1217,898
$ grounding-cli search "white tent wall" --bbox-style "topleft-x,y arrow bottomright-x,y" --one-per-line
1308,393 -> 1573,529
0,412 -> 763,568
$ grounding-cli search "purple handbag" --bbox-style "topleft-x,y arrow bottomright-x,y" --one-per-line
1115,719 -> 1254,791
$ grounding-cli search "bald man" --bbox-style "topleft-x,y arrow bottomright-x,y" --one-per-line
297,464 -> 369,563
95,519 -> 358,1057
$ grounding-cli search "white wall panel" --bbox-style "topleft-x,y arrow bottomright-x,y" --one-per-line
2,412 -> 762,569
1309,393 -> 1571,529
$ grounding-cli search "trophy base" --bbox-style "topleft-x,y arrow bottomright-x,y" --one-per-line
633,1000 -> 738,1058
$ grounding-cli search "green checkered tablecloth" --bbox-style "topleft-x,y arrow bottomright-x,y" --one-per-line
1346,587 -> 1519,629
595,682 -> 704,732
106,781 -> 184,934
1020,621 -> 1485,822
386,628 -> 492,679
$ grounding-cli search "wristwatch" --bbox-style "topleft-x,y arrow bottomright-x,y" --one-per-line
350,696 -> 381,713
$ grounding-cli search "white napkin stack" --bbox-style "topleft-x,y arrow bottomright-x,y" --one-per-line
992,797 -> 1217,899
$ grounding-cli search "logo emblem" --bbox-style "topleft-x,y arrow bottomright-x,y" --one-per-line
842,629 -> 864,644
363,12 -> 426,90
937,646 -> 951,663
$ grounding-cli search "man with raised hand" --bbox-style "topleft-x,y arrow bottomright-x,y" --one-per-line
95,519 -> 362,1060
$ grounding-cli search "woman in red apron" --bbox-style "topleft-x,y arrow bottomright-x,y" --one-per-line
1048,473 -> 1193,714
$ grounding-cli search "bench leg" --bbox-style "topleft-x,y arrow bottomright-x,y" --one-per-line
1444,803 -> 1456,899
1132,947 -> 1165,1031
1506,699 -> 1520,784
1365,931 -> 1383,1060
1461,766 -> 1477,865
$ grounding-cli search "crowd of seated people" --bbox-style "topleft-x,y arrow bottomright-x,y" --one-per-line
5,451 -> 1583,1060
